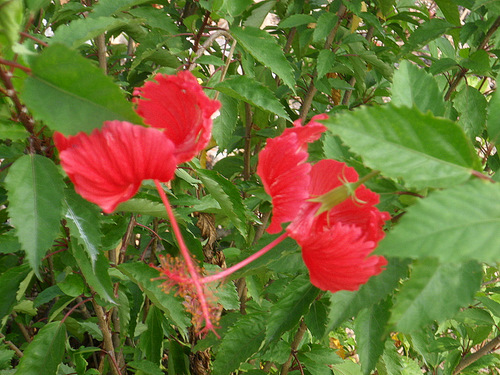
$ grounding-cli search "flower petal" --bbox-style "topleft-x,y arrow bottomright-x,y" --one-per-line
257,115 -> 327,234
134,71 -> 220,163
299,222 -> 387,292
55,121 -> 177,213
257,133 -> 311,233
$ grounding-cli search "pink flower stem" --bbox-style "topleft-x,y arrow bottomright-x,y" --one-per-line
201,232 -> 289,284
154,180 -> 214,332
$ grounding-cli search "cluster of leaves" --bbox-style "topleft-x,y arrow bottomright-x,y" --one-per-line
1,0 -> 500,374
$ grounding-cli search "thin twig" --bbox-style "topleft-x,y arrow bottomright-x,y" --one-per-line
0,333 -> 23,358
189,29 -> 233,70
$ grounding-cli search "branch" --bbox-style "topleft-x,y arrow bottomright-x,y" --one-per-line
92,298 -> 121,375
300,4 -> 347,121
453,334 -> 500,374
280,320 -> 308,375
0,332 -> 23,358
445,16 -> 500,101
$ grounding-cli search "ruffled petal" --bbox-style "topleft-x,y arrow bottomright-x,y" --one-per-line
298,222 -> 387,292
283,114 -> 328,150
134,71 -> 220,164
55,121 -> 177,213
257,132 -> 311,233
256,115 -> 328,234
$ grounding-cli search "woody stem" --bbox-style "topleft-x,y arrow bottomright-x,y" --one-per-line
201,233 -> 289,284
154,180 -> 214,332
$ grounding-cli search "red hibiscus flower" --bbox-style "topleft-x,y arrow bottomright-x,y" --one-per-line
257,117 -> 389,293
55,71 -> 220,214
54,121 -> 177,213
134,71 -> 221,164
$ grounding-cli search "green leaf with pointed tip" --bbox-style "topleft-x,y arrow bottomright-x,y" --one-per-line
213,313 -> 266,374
118,262 -> 189,336
487,77 -> 500,143
231,27 -> 295,91
317,49 -> 337,79
265,274 -> 319,344
392,60 -> 445,116
21,44 -> 142,135
71,242 -> 115,304
454,85 -> 487,138
197,169 -> 249,238
90,0 -> 150,17
324,105 -> 480,189
214,75 -> 290,121
50,17 -> 136,49
355,298 -> 391,375
402,19 -> 453,54
326,258 -> 410,334
377,180 -> 500,262
5,155 -> 65,275
0,0 -> 22,47
140,305 -> 164,364
15,322 -> 66,375
212,93 -> 239,151
0,122 -> 28,140
279,14 -> 316,28
390,258 -> 482,332
0,264 -> 30,319
64,188 -> 102,265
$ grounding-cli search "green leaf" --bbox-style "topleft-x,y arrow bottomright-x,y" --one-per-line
0,0 -> 22,47
454,85 -> 488,138
140,305 -> 164,364
391,60 -> 445,116
477,296 -> 500,319
231,27 -> 295,91
313,12 -> 338,43
0,264 -> 30,318
243,0 -> 276,28
117,198 -> 169,219
326,258 -> 410,334
197,169 -> 249,238
298,344 -> 342,375
487,75 -> 500,143
435,0 -> 461,25
15,322 -> 66,375
71,242 -> 115,304
214,75 -> 290,121
402,19 -> 454,54
5,155 -> 65,275
324,105 -> 480,189
355,299 -> 391,375
118,262 -> 190,335
128,360 -> 164,375
265,274 -> 319,344
212,313 -> 266,374
317,49 -> 337,78
305,297 -> 329,339
50,17 -> 135,49
377,180 -> 500,263
64,188 -> 102,265
279,14 -> 316,29
168,340 -> 190,375
90,0 -> 150,18
389,258 -> 482,332
21,44 -> 142,136
212,93 -> 239,151
0,122 -> 28,140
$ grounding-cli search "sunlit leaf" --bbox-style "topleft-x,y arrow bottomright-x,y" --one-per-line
5,155 -> 65,275
21,44 -> 142,135
390,258 -> 482,332
15,322 -> 66,375
377,180 -> 500,262
324,105 -> 481,189
231,26 -> 295,91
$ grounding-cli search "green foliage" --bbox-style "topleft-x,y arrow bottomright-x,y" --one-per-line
1,0 -> 499,374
